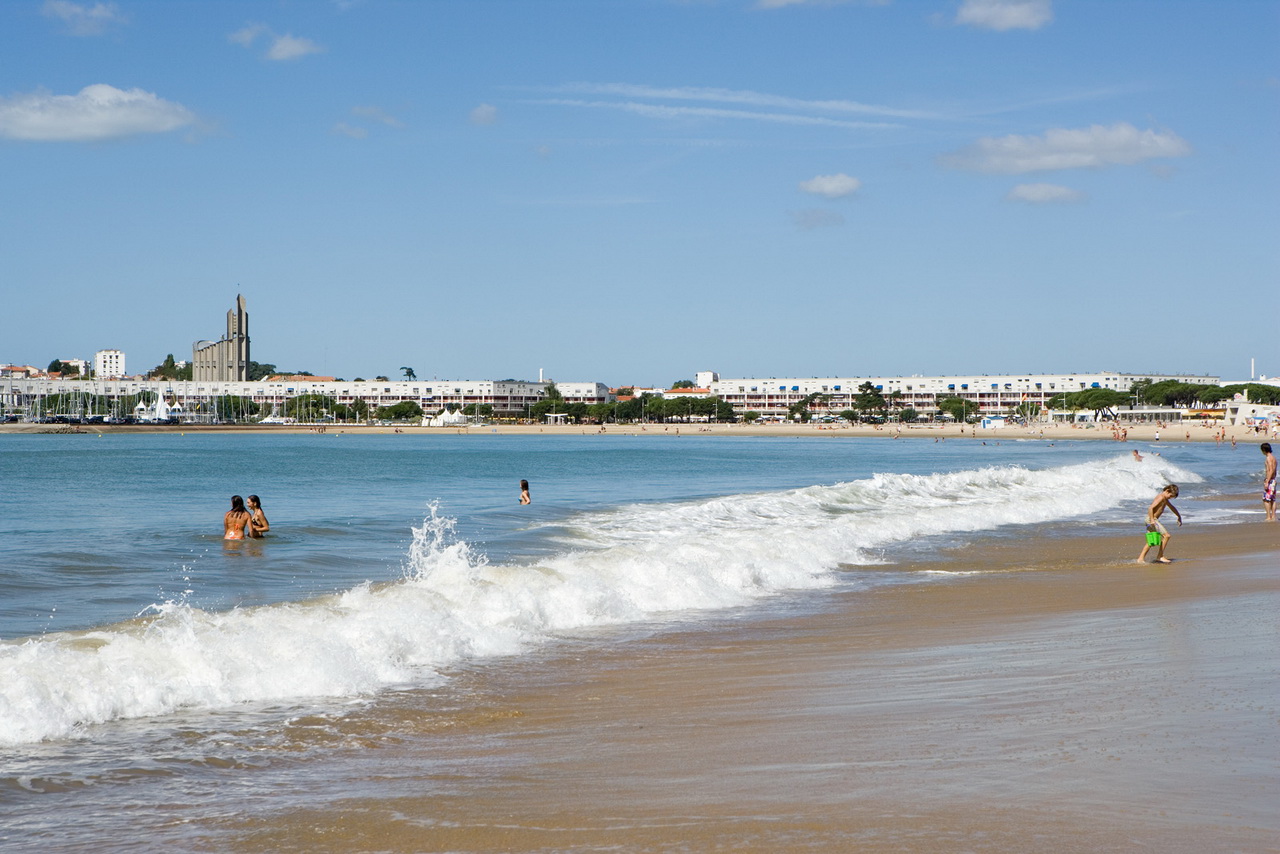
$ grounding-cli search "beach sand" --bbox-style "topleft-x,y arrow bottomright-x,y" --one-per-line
216,521 -> 1279,853
1,418 -> 1270,446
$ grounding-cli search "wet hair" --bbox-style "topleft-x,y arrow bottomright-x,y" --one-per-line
520,480 -> 529,491
231,495 -> 246,512
1263,442 -> 1273,454
1165,484 -> 1179,497
248,494 -> 262,508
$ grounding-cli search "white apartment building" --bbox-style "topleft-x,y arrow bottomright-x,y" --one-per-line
2,377 -> 611,421
707,372 -> 1220,418
94,349 -> 126,379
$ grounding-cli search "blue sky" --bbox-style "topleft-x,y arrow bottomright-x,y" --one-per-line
2,0 -> 1276,386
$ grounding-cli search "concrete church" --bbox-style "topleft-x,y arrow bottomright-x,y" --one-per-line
192,295 -> 250,382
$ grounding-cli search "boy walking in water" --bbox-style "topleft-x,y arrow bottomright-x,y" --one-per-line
1137,484 -> 1182,564
1262,443 -> 1276,521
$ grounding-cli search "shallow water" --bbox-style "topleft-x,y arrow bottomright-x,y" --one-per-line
0,433 -> 1259,849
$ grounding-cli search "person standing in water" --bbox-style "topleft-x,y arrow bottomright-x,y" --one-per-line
1261,442 -> 1276,521
224,495 -> 252,540
247,494 -> 270,537
1137,484 -> 1182,564
519,479 -> 531,505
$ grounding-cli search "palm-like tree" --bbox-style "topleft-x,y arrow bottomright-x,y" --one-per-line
400,366 -> 417,380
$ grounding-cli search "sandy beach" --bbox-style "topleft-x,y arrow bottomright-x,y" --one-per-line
0,418 -> 1270,446
210,521 -> 1279,854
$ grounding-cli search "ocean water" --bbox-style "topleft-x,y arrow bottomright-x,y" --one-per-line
0,432 -> 1256,847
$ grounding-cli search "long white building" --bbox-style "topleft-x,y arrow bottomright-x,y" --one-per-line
705,371 -> 1220,418
2,377 -> 611,421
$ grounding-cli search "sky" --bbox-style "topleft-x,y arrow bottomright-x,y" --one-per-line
1,0 -> 1277,387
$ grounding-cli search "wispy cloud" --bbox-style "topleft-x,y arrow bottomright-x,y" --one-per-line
41,0 -> 125,36
352,106 -> 403,128
230,23 -> 325,61
536,98 -> 901,130
1006,183 -> 1083,203
0,84 -> 196,142
955,0 -> 1053,31
544,83 -> 940,121
941,123 -> 1191,173
331,122 -> 368,139
799,173 -> 862,198
470,104 -> 498,126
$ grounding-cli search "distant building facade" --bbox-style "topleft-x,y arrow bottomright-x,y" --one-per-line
1,376 -> 610,422
192,295 -> 250,382
706,372 -> 1221,419
94,349 -> 126,379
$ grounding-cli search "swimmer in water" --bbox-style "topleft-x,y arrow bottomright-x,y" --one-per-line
224,495 -> 251,540
519,479 -> 531,505
247,494 -> 269,538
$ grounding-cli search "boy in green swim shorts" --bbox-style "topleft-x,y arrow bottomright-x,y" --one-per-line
1137,484 -> 1181,564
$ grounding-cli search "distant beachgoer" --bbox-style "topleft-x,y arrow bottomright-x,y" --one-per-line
519,479 -> 531,505
224,495 -> 252,540
1137,484 -> 1182,564
1132,449 -> 1143,462
247,494 -> 270,538
1262,443 -> 1276,521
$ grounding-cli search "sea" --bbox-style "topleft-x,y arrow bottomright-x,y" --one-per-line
0,431 -> 1259,850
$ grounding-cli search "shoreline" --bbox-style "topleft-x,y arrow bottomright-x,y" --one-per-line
0,419 -> 1269,445
220,520 -> 1280,853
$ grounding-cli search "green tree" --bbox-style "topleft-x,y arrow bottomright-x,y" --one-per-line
374,400 -> 423,421
284,394 -> 337,422
671,379 -> 695,389
856,382 -> 887,420
149,354 -> 182,380
899,407 -> 919,423
246,361 -> 277,381
742,410 -> 761,423
938,396 -> 979,422
401,366 -> 417,380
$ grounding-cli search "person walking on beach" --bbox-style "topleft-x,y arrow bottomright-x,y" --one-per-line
224,495 -> 252,540
1262,442 -> 1276,521
519,479 -> 531,505
247,494 -> 270,538
1137,484 -> 1182,564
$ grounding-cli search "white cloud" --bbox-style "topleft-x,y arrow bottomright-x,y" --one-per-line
229,23 -> 269,48
1006,183 -> 1083,203
537,98 -> 898,130
799,173 -> 862,198
955,0 -> 1053,31
0,84 -> 196,142
547,83 -> 938,120
267,34 -> 325,61
42,0 -> 125,36
470,103 -> 498,125
332,122 -> 368,139
352,106 -> 403,128
941,123 -> 1191,174
230,24 -> 324,61
793,209 -> 845,230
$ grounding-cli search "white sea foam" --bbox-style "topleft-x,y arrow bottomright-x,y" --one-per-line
0,454 -> 1197,746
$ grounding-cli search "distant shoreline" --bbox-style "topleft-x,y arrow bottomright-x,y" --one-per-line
0,419 -> 1268,445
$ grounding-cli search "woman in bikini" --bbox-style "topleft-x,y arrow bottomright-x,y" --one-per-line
224,495 -> 252,540
247,494 -> 270,538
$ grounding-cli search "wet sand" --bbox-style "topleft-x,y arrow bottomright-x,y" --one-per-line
219,521 -> 1279,853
